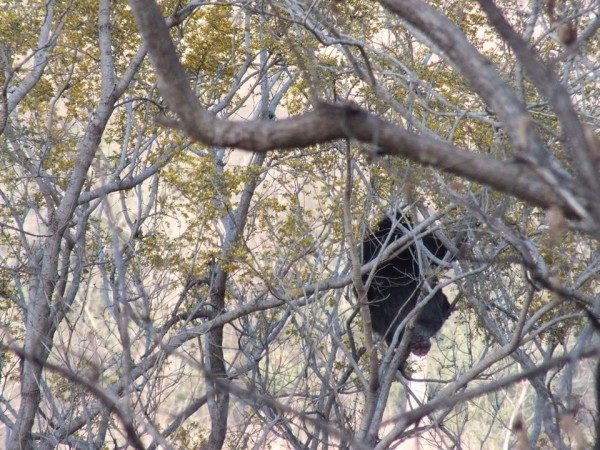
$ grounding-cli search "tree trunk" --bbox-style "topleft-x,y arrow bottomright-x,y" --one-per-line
8,247 -> 58,450
206,268 -> 230,450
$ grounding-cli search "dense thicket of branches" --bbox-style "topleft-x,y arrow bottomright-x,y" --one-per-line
1,0 -> 599,448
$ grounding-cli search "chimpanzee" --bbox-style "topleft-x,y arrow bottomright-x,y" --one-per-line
361,213 -> 453,371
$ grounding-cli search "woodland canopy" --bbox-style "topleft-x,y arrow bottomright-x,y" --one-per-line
1,0 -> 600,449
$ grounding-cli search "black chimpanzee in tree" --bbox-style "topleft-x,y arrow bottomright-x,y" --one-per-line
361,212 -> 455,372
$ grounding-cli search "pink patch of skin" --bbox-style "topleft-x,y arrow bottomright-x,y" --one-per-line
410,341 -> 431,357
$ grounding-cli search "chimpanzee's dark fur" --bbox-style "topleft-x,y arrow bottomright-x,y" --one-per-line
361,214 -> 453,369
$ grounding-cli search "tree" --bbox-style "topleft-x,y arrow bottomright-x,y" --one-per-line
0,0 -> 599,448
